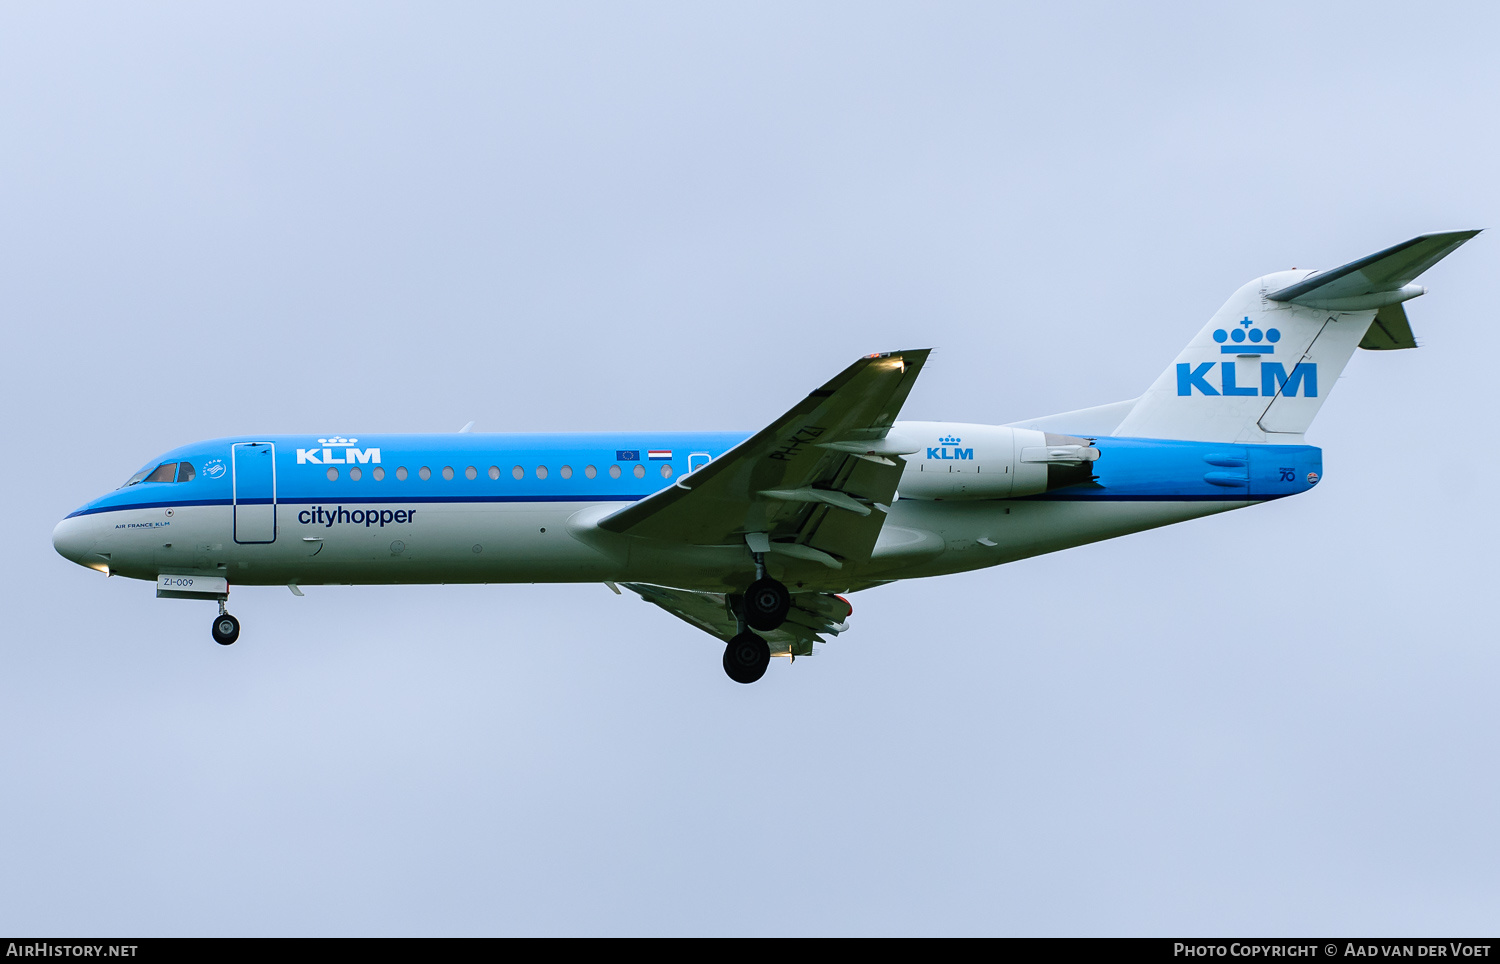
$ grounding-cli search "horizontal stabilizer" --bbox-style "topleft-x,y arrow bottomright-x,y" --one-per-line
1358,302 -> 1418,351
1267,230 -> 1479,310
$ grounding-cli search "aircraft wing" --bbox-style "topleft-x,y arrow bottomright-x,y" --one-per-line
623,582 -> 853,657
598,349 -> 931,569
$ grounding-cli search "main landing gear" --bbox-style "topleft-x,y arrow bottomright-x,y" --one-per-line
743,576 -> 791,631
721,537 -> 790,683
723,631 -> 770,684
211,599 -> 240,646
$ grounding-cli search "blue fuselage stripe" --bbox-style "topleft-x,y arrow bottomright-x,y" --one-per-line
66,494 -> 653,518
65,432 -> 1323,518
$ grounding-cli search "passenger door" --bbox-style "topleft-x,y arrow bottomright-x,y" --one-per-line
232,442 -> 277,544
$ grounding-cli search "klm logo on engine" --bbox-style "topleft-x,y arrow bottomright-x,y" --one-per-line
296,436 -> 382,465
1178,319 -> 1317,398
927,435 -> 974,460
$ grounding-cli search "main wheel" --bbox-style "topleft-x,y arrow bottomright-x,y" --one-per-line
723,632 -> 770,684
743,577 -> 791,631
212,613 -> 240,646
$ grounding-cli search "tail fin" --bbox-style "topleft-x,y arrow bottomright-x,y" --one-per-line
1114,231 -> 1479,442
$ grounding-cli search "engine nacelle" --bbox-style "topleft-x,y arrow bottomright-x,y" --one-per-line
893,421 -> 1100,500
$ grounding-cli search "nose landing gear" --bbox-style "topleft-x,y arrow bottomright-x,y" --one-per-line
211,599 -> 240,646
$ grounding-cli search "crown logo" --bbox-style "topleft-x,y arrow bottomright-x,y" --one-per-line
317,436 -> 358,446
939,435 -> 962,445
1213,316 -> 1280,353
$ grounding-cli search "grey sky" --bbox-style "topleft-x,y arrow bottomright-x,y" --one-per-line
3,2 -> 1497,935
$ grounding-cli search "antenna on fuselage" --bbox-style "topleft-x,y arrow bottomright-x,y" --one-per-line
458,420 -> 475,433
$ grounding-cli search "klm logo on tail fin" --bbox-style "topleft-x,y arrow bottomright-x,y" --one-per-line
1177,361 -> 1317,397
1214,317 -> 1282,352
1179,316 -> 1317,397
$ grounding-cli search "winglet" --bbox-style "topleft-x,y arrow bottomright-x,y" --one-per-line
1267,230 -> 1480,310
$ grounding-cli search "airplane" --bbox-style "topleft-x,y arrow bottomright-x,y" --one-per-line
52,231 -> 1478,683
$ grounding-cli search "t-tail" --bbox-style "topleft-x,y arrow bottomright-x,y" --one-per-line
1113,230 -> 1480,443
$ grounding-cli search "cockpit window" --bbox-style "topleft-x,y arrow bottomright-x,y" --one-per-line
121,460 -> 198,487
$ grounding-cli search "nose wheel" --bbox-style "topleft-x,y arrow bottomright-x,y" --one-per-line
212,612 -> 240,646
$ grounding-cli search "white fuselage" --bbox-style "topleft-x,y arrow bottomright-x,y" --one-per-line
54,423 -> 1302,595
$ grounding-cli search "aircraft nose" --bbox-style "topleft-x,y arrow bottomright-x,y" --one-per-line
52,515 -> 105,571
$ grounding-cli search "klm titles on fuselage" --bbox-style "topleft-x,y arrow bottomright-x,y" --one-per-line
1177,319 -> 1317,398
295,437 -> 381,466
927,435 -> 974,460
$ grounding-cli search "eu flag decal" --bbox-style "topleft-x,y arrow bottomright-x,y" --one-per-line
616,450 -> 640,461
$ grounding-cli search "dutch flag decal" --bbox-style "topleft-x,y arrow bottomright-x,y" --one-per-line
647,450 -> 672,461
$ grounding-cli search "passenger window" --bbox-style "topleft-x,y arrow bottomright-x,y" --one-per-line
419,467 -> 432,480
633,464 -> 646,479
465,466 -> 477,480
327,467 -> 339,481
441,466 -> 454,480
584,465 -> 597,479
488,466 -> 500,480
349,467 -> 362,481
373,467 -> 386,481
176,463 -> 196,483
536,465 -> 548,480
660,464 -> 672,479
145,463 -> 177,484
608,465 -> 622,479
512,466 -> 524,480
560,465 -> 573,479
396,467 -> 408,481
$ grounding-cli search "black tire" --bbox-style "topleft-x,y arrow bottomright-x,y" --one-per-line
212,613 -> 240,646
723,632 -> 770,684
743,577 -> 791,631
